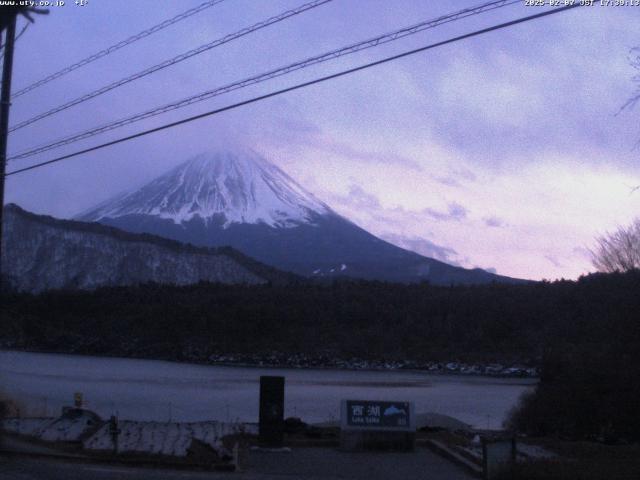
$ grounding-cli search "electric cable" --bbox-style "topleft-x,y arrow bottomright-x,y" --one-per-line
5,3 -> 583,177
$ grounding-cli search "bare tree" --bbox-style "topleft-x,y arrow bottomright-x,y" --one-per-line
591,219 -> 640,273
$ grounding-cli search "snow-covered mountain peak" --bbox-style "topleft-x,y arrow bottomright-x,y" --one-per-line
79,150 -> 331,228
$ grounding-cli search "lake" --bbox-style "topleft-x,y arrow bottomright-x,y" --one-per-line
0,350 -> 535,429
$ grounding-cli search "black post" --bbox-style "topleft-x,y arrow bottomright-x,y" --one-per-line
0,15 -> 17,288
109,415 -> 121,455
258,376 -> 285,447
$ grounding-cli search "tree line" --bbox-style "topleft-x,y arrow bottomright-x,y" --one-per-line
2,270 -> 639,440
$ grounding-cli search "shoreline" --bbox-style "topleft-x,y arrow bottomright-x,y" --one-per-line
0,347 -> 539,380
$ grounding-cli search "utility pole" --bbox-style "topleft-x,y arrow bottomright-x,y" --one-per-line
0,7 -> 46,289
0,14 -> 17,289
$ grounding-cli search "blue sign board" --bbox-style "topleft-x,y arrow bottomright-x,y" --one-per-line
341,400 -> 415,431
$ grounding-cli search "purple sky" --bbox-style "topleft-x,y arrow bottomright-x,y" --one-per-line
4,0 -> 640,280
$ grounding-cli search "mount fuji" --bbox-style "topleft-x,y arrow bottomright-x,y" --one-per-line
78,150 -> 517,285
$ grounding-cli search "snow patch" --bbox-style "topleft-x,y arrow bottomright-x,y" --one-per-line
79,150 -> 331,229
3,414 -> 256,459
83,420 -> 254,457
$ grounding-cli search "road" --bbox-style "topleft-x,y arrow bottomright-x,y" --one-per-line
0,447 -> 475,480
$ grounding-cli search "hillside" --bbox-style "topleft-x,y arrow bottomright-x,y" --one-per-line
1,204 -> 297,292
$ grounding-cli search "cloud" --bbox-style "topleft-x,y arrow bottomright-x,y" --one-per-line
380,233 -> 460,266
241,97 -> 424,171
544,255 -> 565,269
424,202 -> 468,222
342,184 -> 381,210
432,165 -> 479,189
308,137 -> 424,171
424,9 -> 640,168
325,184 -> 405,228
326,184 -> 464,266
572,246 -> 593,262
434,176 -> 461,188
483,216 -> 506,228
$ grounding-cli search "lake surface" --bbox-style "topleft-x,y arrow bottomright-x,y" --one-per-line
0,350 -> 535,429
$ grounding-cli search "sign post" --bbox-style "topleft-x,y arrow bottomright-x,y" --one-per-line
109,415 -> 121,455
258,376 -> 285,447
340,400 -> 415,451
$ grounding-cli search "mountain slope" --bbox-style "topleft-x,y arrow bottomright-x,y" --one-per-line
2,204 -> 296,292
79,150 -> 522,285
80,151 -> 330,228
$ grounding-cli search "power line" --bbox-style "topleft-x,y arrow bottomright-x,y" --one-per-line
0,21 -> 28,51
14,22 -> 28,42
8,0 -> 519,162
11,0 -> 228,99
4,3 -> 583,178
9,0 -> 333,132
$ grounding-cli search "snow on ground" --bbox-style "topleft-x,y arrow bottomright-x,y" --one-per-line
1,417 -> 54,437
2,411 -> 257,458
83,420 -> 255,457
3,410 -> 101,442
38,415 -> 97,442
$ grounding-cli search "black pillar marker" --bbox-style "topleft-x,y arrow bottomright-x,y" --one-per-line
258,376 -> 285,447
